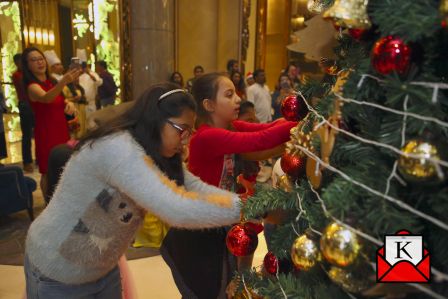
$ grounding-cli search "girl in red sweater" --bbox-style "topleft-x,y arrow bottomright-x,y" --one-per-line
161,73 -> 296,299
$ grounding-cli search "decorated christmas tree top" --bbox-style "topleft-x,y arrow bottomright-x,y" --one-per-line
239,0 -> 448,298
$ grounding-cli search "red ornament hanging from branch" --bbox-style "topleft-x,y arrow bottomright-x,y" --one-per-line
263,252 -> 279,275
281,94 -> 309,121
372,36 -> 411,75
226,223 -> 259,257
280,152 -> 307,178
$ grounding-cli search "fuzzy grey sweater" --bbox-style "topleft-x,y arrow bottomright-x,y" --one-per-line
25,132 -> 241,284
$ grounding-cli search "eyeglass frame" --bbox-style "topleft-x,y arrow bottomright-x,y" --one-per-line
166,119 -> 192,141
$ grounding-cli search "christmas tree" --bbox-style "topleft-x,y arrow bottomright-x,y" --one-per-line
236,0 -> 448,298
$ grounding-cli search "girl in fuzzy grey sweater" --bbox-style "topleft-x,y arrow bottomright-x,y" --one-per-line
24,84 -> 241,298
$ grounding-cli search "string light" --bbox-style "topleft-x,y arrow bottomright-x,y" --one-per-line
297,91 -> 448,169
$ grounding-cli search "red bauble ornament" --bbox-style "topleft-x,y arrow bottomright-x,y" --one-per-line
348,28 -> 366,40
244,222 -> 264,234
281,94 -> 309,121
226,223 -> 259,256
264,252 -> 279,275
372,36 -> 411,75
280,152 -> 306,178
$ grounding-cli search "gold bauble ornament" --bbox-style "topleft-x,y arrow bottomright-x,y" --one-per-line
328,266 -> 371,293
398,139 -> 441,182
291,234 -> 321,270
320,222 -> 360,267
323,0 -> 372,29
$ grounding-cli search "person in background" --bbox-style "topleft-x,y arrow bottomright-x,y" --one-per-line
43,50 -> 64,82
79,61 -> 103,119
0,90 -> 7,165
246,71 -> 255,87
285,63 -> 301,90
272,72 -> 293,120
170,71 -> 184,89
22,47 -> 79,199
246,69 -> 272,123
230,70 -> 246,100
12,53 -> 34,172
234,101 -> 260,195
226,59 -> 239,76
237,100 -> 258,123
186,65 -> 204,93
96,60 -> 117,108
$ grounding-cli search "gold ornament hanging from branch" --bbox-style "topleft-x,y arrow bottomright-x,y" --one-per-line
305,98 -> 342,189
291,234 -> 321,270
398,139 -> 443,182
320,222 -> 360,267
323,0 -> 372,29
327,266 -> 372,293
286,121 -> 314,158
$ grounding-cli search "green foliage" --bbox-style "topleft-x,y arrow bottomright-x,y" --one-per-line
242,1 -> 448,297
369,0 -> 441,42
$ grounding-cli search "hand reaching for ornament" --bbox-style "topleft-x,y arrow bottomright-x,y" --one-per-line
237,174 -> 254,203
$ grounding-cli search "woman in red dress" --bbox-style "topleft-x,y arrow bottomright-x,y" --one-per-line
21,47 -> 81,198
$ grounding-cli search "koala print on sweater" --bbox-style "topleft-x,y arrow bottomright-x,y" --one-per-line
59,189 -> 145,267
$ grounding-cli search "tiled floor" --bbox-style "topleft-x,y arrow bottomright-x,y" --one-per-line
0,235 -> 268,299
0,113 -> 269,298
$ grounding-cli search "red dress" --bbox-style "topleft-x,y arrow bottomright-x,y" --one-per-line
29,79 -> 69,174
162,119 -> 296,298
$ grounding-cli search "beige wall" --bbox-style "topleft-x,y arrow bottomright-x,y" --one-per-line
217,0 -> 241,72
245,0 -> 257,75
177,0 -> 240,80
265,0 -> 289,90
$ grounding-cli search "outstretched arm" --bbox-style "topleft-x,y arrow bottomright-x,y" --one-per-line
95,134 -> 241,229
197,121 -> 296,156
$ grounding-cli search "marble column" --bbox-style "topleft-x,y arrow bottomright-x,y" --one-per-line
130,0 -> 175,99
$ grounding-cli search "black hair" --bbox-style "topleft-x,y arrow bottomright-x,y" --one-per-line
21,47 -> 54,86
169,71 -> 184,88
230,70 -> 246,93
191,72 -> 226,127
226,59 -> 238,72
239,101 -> 254,117
76,83 -> 197,185
13,53 -> 22,64
253,69 -> 265,79
97,60 -> 107,69
193,65 -> 204,72
275,72 -> 291,91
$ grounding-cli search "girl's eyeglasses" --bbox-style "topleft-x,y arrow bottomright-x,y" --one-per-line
166,119 -> 192,141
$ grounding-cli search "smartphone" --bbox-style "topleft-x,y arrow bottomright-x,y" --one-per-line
70,57 -> 81,69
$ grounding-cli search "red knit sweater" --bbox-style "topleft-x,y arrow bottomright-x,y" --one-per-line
188,119 -> 297,187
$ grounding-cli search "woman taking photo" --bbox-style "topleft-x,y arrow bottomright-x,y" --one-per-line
22,47 -> 80,197
24,83 -> 242,298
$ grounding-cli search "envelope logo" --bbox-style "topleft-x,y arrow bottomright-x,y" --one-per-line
377,230 -> 430,283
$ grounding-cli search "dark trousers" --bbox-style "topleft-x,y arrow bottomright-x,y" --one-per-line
19,101 -> 34,164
